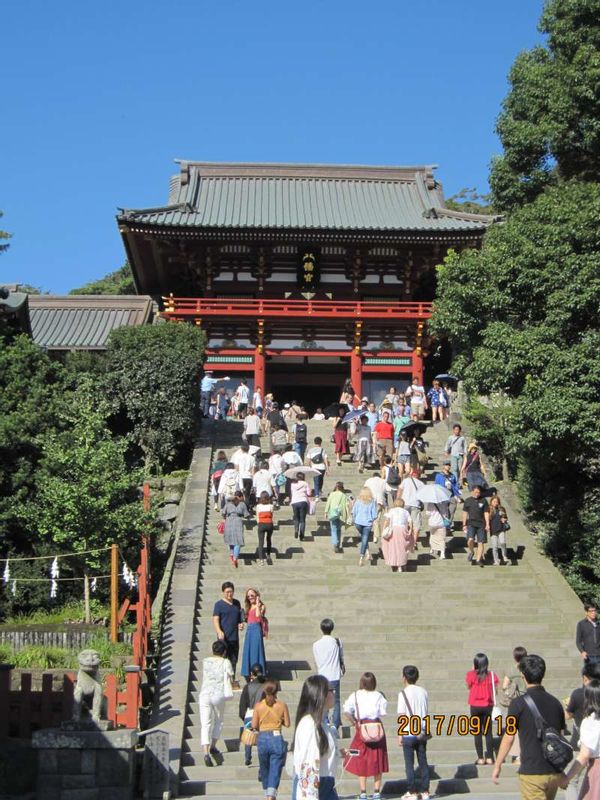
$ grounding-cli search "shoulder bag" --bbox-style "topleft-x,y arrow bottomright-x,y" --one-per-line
490,671 -> 502,721
523,694 -> 573,770
401,689 -> 432,741
335,637 -> 346,676
355,692 -> 385,743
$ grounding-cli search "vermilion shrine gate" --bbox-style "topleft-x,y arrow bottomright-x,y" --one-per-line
118,162 -> 493,404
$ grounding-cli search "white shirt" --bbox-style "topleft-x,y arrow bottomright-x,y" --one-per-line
580,714 -> 600,757
343,689 -> 387,720
307,446 -> 327,473
384,507 -> 411,528
292,715 -> 338,784
268,453 -> 284,476
243,415 -> 261,435
282,451 -> 302,467
364,476 -> 387,506
252,469 -> 273,497
425,502 -> 444,528
237,384 -> 250,403
231,450 -> 255,479
312,413 -> 325,420
312,635 -> 343,682
400,476 -> 424,508
253,391 -> 263,408
397,684 -> 429,736
406,384 -> 425,405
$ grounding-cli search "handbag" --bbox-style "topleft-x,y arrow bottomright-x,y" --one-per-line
401,690 -> 432,741
217,520 -> 225,535
490,671 -> 502,721
240,727 -> 257,746
355,693 -> 385,743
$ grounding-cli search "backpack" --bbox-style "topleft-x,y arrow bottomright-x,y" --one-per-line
523,695 -> 573,771
222,472 -> 239,499
387,465 -> 400,486
295,423 -> 307,443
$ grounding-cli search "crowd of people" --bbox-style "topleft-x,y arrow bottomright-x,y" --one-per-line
208,379 -> 510,571
202,595 -> 600,800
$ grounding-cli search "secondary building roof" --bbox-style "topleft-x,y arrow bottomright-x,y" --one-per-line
118,162 -> 496,233
29,295 -> 154,350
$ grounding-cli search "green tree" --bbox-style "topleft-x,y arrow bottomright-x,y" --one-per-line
431,181 -> 600,602
0,332 -> 66,555
30,378 -> 146,622
105,322 -> 206,472
0,211 -> 10,255
69,262 -> 136,295
490,0 -> 600,211
445,188 -> 496,215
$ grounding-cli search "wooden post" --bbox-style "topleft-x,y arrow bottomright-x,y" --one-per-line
254,348 -> 266,397
411,349 -> 424,386
110,544 -> 119,644
350,349 -> 362,400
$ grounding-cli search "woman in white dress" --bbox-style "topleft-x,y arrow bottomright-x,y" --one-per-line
291,674 -> 341,799
343,672 -> 389,800
199,640 -> 233,767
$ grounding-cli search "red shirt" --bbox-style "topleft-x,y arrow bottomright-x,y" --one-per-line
374,421 -> 394,440
466,669 -> 498,707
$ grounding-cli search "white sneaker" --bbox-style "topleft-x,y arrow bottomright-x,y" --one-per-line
439,551 -> 446,560
401,793 -> 418,800
421,793 -> 432,800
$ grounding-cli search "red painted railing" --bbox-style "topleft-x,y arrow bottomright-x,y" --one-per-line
161,296 -> 432,320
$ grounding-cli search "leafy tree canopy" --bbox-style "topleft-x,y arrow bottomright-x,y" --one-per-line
105,322 -> 206,472
0,211 -> 10,255
445,188 -> 496,216
69,262 -> 136,295
490,0 -> 600,211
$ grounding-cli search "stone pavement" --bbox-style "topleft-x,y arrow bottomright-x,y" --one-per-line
155,417 -> 582,799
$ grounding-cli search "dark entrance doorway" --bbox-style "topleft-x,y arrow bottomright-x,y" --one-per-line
267,358 -> 347,415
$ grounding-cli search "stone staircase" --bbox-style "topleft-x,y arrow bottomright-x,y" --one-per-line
165,418 -> 582,799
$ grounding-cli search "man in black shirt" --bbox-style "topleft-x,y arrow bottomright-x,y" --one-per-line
462,485 -> 490,567
212,581 -> 244,682
575,603 -> 600,666
566,661 -> 600,749
493,654 -> 565,799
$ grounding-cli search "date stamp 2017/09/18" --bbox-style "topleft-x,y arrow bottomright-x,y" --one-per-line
397,715 -> 517,738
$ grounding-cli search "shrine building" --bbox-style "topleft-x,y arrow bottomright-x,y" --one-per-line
117,162 -> 495,407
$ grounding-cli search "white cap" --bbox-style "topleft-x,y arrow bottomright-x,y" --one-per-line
284,403 -> 290,408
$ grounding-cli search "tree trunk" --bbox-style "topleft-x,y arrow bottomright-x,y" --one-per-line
83,571 -> 91,624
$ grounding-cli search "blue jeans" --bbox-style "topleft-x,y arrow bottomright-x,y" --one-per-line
402,737 -> 430,793
200,391 -> 212,416
450,453 -> 463,482
355,524 -> 372,555
229,544 -> 241,558
293,442 -> 307,460
291,775 -> 338,800
329,518 -> 342,547
313,472 -> 324,497
257,731 -> 287,795
326,679 -> 341,729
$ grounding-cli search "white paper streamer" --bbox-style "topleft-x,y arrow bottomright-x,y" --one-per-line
50,579 -> 58,599
2,560 -> 9,585
90,577 -> 97,594
11,579 -> 16,596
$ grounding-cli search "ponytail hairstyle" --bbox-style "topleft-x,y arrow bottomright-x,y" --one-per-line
473,652 -> 489,682
263,678 -> 278,707
294,675 -> 329,757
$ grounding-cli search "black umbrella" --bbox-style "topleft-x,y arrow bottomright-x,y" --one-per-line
400,421 -> 427,438
434,373 -> 458,384
324,402 -> 346,419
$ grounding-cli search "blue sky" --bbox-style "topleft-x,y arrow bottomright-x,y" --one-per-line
1,0 -> 543,293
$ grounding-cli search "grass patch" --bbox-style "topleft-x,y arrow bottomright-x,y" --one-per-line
0,633 -> 132,670
2,598 -> 109,626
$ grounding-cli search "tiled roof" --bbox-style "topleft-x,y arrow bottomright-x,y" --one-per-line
28,295 -> 154,350
118,162 -> 496,233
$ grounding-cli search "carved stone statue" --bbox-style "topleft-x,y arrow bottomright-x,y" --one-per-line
72,649 -> 103,721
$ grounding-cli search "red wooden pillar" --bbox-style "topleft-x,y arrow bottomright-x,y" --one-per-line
254,349 -> 266,397
350,350 -> 363,400
412,349 -> 424,385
